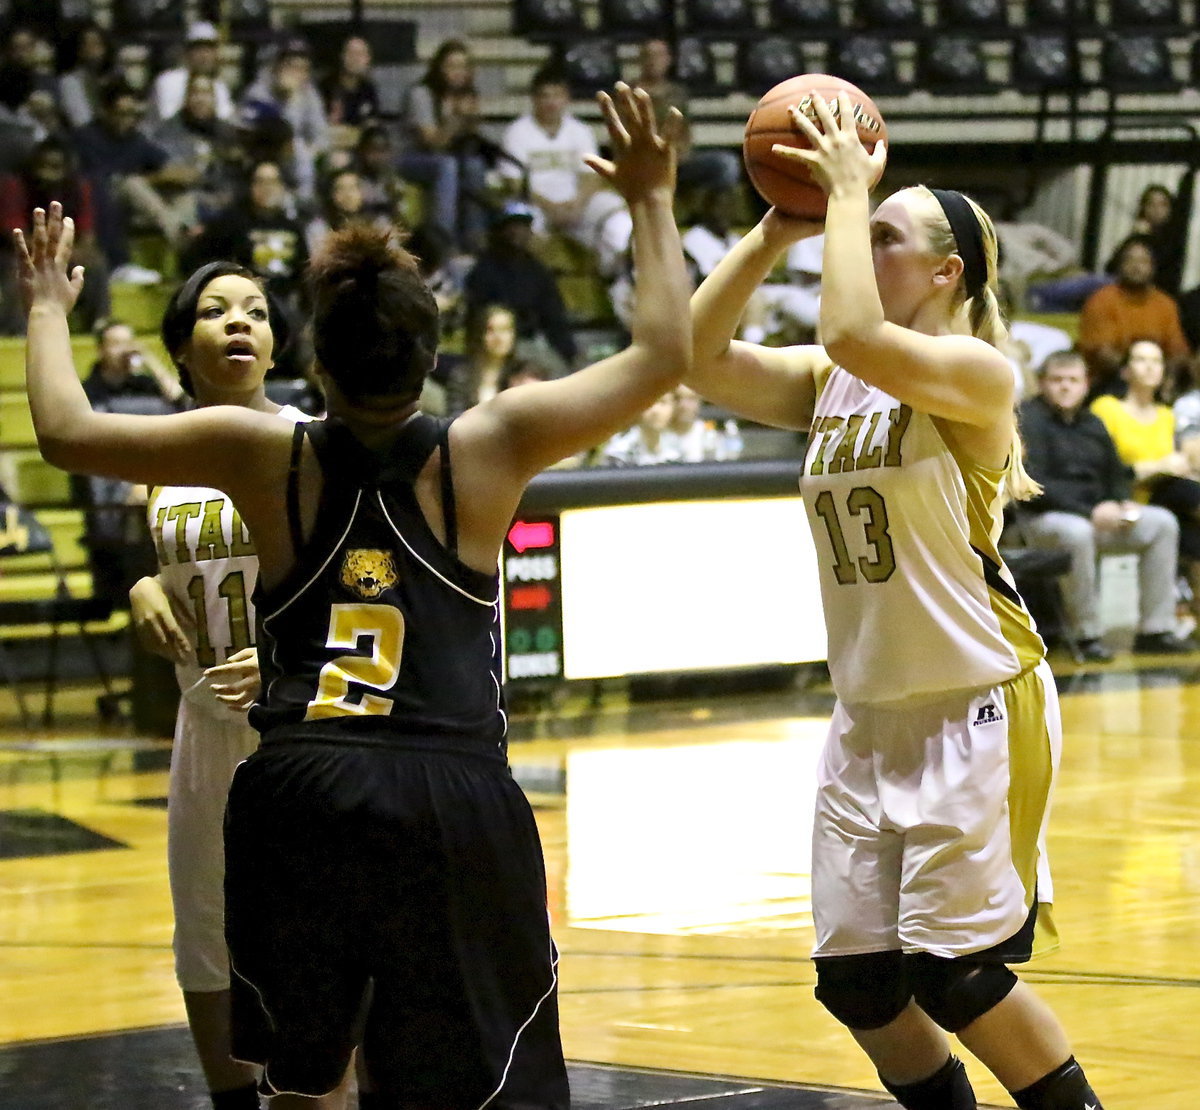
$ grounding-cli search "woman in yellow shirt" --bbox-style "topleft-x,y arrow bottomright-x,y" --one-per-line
1090,338 -> 1200,623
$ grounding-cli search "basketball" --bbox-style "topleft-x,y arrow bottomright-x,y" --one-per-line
742,73 -> 888,220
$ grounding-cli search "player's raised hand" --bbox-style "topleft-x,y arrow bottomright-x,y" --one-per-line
774,92 -> 886,195
584,81 -> 684,202
12,202 -> 85,317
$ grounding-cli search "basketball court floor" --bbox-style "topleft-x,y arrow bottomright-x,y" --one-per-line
1,657 -> 1198,1108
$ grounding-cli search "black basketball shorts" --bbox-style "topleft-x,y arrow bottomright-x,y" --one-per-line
224,740 -> 569,1109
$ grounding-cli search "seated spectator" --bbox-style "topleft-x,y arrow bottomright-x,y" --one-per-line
57,21 -> 117,130
0,137 -> 110,333
1017,349 -> 1192,657
441,303 -> 523,416
1077,235 -> 1190,392
997,219 -> 1093,313
407,221 -> 469,331
1173,359 -> 1200,473
351,123 -> 411,225
630,37 -> 740,206
1090,339 -> 1200,622
318,34 -> 380,143
75,78 -> 201,282
149,21 -> 235,124
305,167 -> 389,254
661,383 -> 742,461
1106,182 -> 1188,297
0,25 -> 58,106
600,393 -> 682,466
498,64 -> 626,271
463,200 -> 576,372
75,320 -> 184,609
151,73 -> 243,225
398,39 -> 492,252
239,38 -> 330,204
183,159 -> 309,319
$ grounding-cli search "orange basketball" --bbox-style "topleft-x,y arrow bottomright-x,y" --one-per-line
742,73 -> 888,219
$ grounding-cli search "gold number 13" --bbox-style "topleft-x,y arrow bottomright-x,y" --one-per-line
304,604 -> 406,720
813,486 -> 897,585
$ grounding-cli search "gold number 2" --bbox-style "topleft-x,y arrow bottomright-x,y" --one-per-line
304,604 -> 406,720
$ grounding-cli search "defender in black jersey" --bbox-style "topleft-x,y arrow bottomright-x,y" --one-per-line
20,84 -> 689,1109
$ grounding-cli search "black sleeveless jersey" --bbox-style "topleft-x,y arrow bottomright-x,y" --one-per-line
248,414 -> 507,757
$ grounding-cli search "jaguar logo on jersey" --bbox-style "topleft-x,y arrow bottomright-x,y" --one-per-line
340,549 -> 399,599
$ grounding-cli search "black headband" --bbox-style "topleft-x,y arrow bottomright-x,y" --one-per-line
929,188 -> 987,302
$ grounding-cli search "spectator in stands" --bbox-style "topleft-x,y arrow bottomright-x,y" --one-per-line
305,167 -> 389,254
1173,359 -> 1200,473
463,199 -> 576,372
1106,182 -> 1188,297
150,21 -> 235,125
239,37 -> 330,204
0,137 -> 110,333
630,37 -> 740,205
318,33 -> 380,139
1017,349 -> 1191,657
0,63 -> 39,173
151,72 -> 243,225
498,64 -> 626,269
398,39 -> 492,252
1090,339 -> 1200,622
600,392 -> 682,466
664,383 -> 713,461
83,319 -> 185,409
442,303 -> 523,416
1077,235 -> 1190,392
408,221 -> 469,332
57,21 -> 117,130
351,122 -> 411,225
183,159 -> 309,318
0,25 -> 58,106
76,320 -> 185,609
996,219 -> 1086,313
75,78 -> 201,282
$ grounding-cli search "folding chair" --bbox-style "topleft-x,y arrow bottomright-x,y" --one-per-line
0,500 -> 116,727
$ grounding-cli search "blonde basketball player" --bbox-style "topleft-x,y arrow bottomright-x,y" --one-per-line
687,92 -> 1103,1110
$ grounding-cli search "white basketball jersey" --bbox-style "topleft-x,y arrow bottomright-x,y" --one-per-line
800,366 -> 1043,706
146,406 -> 310,717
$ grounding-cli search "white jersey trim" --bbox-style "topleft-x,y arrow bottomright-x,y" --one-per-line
375,491 -> 497,607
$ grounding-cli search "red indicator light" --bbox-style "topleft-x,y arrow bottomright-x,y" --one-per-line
509,585 -> 553,611
507,520 -> 555,553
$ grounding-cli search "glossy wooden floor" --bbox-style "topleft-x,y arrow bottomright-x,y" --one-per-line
2,659 -> 1199,1107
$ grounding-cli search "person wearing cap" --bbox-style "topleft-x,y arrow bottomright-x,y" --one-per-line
150,21 -> 235,124
686,94 -> 1106,1110
463,199 -> 576,373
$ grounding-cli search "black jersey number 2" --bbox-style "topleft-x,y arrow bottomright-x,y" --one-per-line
812,487 -> 896,585
304,604 -> 407,719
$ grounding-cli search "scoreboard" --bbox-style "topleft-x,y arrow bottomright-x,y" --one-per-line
500,461 -> 827,684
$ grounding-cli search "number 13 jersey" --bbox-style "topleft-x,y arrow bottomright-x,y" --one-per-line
799,365 -> 1044,706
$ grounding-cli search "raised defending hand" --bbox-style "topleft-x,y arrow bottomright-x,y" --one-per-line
12,202 -> 85,317
584,81 -> 684,204
772,92 -> 887,197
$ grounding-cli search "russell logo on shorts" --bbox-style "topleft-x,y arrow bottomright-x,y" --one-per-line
973,703 -> 1004,725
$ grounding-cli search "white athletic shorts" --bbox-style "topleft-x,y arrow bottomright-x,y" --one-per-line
168,699 -> 260,993
811,659 -> 1061,961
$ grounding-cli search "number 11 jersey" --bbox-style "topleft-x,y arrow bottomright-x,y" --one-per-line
147,407 -> 313,718
799,365 -> 1044,706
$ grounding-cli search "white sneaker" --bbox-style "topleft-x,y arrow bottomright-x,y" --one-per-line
110,263 -> 162,285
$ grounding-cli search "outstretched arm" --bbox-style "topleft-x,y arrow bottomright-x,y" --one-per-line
455,84 -> 689,480
17,204 -> 289,495
688,211 -> 827,430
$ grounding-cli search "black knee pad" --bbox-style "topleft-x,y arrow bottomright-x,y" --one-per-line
907,953 -> 1017,1033
814,951 -> 910,1030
